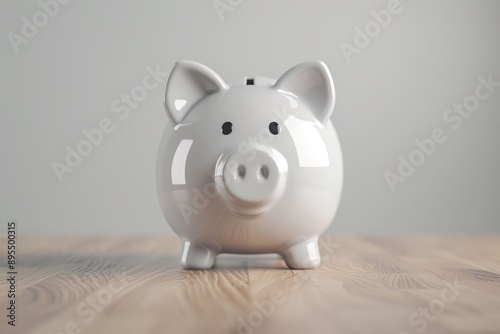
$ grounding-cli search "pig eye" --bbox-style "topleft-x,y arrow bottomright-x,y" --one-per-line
269,122 -> 280,135
222,121 -> 233,135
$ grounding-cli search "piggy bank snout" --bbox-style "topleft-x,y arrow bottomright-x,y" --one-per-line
215,148 -> 287,214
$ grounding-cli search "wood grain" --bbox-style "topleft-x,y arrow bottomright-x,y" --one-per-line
1,235 -> 499,334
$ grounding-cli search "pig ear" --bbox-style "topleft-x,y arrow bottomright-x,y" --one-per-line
274,61 -> 335,125
164,61 -> 228,125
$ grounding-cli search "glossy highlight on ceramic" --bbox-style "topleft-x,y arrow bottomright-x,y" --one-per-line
157,60 -> 343,269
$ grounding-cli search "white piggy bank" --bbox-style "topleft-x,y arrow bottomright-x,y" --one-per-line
157,60 -> 343,269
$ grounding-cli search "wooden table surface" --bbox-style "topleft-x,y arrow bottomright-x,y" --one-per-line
1,235 -> 500,334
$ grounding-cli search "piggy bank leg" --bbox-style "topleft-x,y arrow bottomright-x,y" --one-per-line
180,241 -> 218,269
280,239 -> 321,269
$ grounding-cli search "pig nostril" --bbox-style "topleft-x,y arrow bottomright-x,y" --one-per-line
260,165 -> 269,179
237,165 -> 246,179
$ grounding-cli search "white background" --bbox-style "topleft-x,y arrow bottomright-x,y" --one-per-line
1,0 -> 499,235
